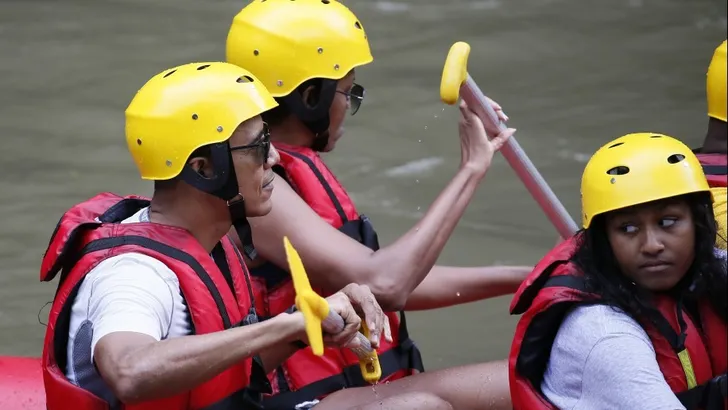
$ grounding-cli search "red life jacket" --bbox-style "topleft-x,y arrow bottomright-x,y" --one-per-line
40,192 -> 270,410
508,237 -> 728,410
696,153 -> 727,188
249,143 -> 424,410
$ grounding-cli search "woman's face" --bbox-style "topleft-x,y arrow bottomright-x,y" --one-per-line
605,198 -> 696,292
323,70 -> 357,152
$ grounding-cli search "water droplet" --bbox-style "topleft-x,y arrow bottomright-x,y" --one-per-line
418,139 -> 422,143
424,125 -> 428,130
415,179 -> 419,183
456,292 -> 461,297
434,114 -> 438,118
417,206 -> 421,211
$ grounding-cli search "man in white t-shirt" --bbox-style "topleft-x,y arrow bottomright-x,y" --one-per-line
39,62 -> 391,410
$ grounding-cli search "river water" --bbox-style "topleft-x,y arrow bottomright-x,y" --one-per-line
0,0 -> 725,370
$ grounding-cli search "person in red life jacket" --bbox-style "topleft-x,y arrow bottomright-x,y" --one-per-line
225,1 -> 528,408
39,62 -> 394,410
695,40 -> 727,249
509,132 -> 727,410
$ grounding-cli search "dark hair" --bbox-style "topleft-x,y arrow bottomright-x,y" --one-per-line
571,192 -> 727,323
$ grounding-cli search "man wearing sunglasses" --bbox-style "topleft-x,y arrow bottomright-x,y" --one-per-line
225,1 -> 525,409
39,62 -> 394,410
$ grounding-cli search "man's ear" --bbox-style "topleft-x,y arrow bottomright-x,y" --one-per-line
188,156 -> 211,178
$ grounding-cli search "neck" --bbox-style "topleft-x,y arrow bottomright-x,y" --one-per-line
701,118 -> 727,154
269,118 -> 314,148
149,188 -> 231,253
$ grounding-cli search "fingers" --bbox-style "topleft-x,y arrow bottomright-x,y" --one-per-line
382,314 -> 393,343
497,110 -> 509,123
486,96 -> 509,123
325,284 -> 390,350
487,97 -> 501,111
458,100 -> 478,124
325,292 -> 362,347
459,99 -> 468,111
489,127 -> 516,151
341,284 -> 384,347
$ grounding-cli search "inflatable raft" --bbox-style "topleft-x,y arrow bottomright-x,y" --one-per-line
0,356 -> 45,409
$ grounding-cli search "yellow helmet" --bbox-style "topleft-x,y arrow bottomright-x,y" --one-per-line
707,40 -> 727,122
581,133 -> 711,228
125,62 -> 277,180
226,0 -> 373,97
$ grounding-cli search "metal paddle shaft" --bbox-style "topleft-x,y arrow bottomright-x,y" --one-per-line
322,313 -> 376,359
460,75 -> 579,238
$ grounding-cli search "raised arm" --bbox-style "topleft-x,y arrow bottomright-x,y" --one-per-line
248,102 -> 515,310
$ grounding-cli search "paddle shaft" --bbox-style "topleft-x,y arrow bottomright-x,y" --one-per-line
322,312 -> 375,358
461,74 -> 580,238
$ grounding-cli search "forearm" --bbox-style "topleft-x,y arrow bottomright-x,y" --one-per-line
404,264 -> 531,311
100,313 -> 302,403
369,167 -> 484,307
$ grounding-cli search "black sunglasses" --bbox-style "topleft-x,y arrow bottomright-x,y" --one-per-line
336,83 -> 365,115
229,123 -> 271,163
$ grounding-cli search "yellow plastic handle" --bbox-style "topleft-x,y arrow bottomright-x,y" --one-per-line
284,236 -> 382,383
357,321 -> 382,383
284,236 -> 330,356
439,41 -> 471,105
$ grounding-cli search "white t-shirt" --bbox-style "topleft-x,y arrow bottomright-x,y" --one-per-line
65,207 -> 191,399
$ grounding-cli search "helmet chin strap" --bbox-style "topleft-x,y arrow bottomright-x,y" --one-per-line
310,130 -> 331,152
228,196 -> 257,260
280,79 -> 338,152
179,142 -> 258,260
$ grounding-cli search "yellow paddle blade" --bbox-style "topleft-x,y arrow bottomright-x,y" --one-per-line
283,236 -> 330,356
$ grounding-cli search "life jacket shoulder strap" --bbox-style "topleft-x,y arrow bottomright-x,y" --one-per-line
511,261 -> 579,314
277,148 -> 349,224
696,153 -> 728,175
703,164 -> 728,175
514,274 -> 595,389
84,235 -> 236,329
41,196 -> 152,283
510,237 -> 582,315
